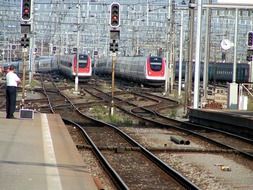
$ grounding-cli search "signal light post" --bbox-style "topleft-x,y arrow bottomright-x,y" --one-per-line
20,0 -> 33,108
109,2 -> 120,116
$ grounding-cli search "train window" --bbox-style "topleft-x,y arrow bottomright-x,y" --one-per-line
79,54 -> 88,60
150,57 -> 162,63
79,61 -> 88,68
150,63 -> 162,71
150,57 -> 162,71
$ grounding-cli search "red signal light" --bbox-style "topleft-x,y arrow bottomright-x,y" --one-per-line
24,8 -> 29,14
21,0 -> 31,21
110,3 -> 120,28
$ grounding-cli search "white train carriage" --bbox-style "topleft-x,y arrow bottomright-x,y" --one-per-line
1,61 -> 22,73
96,56 -> 166,86
35,56 -> 58,73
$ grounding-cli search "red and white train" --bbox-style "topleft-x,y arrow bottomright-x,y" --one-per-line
95,56 -> 166,86
58,54 -> 92,80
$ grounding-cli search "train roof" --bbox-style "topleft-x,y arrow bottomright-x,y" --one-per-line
1,61 -> 21,67
36,55 -> 54,59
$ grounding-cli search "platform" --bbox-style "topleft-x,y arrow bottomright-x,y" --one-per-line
189,108 -> 253,138
0,111 -> 97,190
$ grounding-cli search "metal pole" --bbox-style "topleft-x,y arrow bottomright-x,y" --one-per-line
7,44 -> 9,62
178,10 -> 184,97
185,0 -> 195,111
2,50 -> 4,63
193,0 -> 203,109
9,43 -> 12,62
203,5 -> 211,100
74,0 -> 81,93
40,39 -> 43,55
21,48 -> 27,108
170,0 -> 175,94
165,0 -> 172,94
29,0 -> 34,84
233,8 -> 238,83
110,53 -> 116,116
146,0 -> 149,26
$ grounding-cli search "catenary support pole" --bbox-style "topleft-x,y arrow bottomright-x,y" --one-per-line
193,0 -> 203,109
185,0 -> 195,112
165,0 -> 172,94
203,4 -> 211,101
178,10 -> 184,97
233,8 -> 238,83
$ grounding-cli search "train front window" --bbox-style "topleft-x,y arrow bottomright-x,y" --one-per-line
79,54 -> 88,68
79,54 -> 87,60
150,57 -> 162,71
79,61 -> 88,68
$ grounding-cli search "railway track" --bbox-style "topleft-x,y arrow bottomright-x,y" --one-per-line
82,86 -> 253,160
39,74 -> 200,190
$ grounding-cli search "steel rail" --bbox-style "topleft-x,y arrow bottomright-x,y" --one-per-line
44,78 -> 200,190
84,86 -> 253,160
40,75 -> 55,113
41,75 -> 129,189
77,88 -> 202,188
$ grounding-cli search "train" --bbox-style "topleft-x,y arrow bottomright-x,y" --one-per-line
1,54 -> 93,82
57,53 -> 92,80
175,61 -> 253,83
35,55 -> 58,73
95,55 -> 166,86
1,61 -> 22,74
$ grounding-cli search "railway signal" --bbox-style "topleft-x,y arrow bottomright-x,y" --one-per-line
247,31 -> 253,47
21,0 -> 32,22
21,34 -> 30,48
247,49 -> 253,61
110,2 -> 120,28
110,40 -> 118,52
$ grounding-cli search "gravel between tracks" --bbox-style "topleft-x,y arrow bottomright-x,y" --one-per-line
121,127 -> 253,190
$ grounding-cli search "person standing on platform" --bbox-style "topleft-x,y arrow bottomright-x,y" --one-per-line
6,65 -> 21,119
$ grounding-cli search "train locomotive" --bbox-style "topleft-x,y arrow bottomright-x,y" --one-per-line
95,56 -> 166,86
175,61 -> 253,83
58,54 -> 92,80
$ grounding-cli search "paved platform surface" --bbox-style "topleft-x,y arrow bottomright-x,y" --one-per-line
0,111 -> 97,190
189,108 -> 253,128
189,108 -> 253,138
